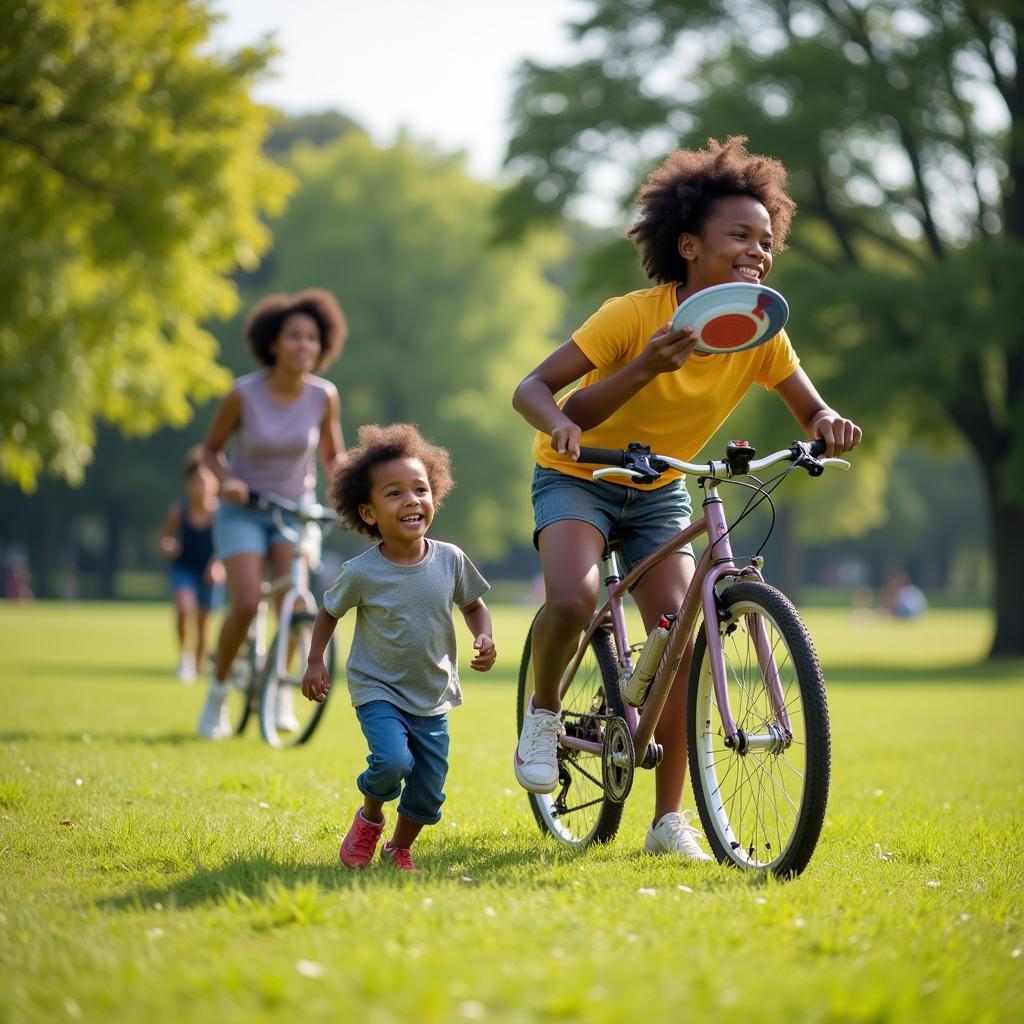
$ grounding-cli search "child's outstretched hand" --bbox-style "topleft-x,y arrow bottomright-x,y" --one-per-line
302,659 -> 331,703
470,634 -> 496,672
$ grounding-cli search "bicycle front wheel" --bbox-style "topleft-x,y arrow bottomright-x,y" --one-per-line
687,581 -> 830,877
226,633 -> 260,736
258,611 -> 336,748
517,608 -> 626,848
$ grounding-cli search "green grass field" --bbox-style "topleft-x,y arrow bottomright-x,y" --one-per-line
1,600 -> 1021,1023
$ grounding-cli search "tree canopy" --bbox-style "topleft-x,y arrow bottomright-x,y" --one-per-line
0,0 -> 292,490
498,0 -> 1023,655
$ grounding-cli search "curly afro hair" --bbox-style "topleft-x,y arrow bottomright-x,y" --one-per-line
328,423 -> 455,540
244,288 -> 348,371
627,136 -> 795,285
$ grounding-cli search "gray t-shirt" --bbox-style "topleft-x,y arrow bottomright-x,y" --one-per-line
322,539 -> 490,716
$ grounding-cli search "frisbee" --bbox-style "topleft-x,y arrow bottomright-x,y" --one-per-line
671,282 -> 789,354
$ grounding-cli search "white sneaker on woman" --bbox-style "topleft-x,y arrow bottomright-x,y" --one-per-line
197,681 -> 231,740
276,687 -> 300,733
644,810 -> 714,861
176,653 -> 196,684
514,701 -> 562,793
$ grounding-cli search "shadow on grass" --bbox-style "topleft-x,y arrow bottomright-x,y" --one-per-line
99,829 -> 761,915
0,729 -> 201,746
101,840 -> 559,911
16,662 -> 174,683
823,659 -> 1023,685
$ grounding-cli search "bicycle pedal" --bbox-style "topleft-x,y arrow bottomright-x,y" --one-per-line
640,742 -> 663,770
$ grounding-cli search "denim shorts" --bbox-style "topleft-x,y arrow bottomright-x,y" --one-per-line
212,501 -> 298,560
354,700 -> 450,826
532,465 -> 694,571
169,565 -> 223,611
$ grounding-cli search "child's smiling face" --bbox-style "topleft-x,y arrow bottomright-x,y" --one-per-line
359,457 -> 435,545
679,194 -> 775,290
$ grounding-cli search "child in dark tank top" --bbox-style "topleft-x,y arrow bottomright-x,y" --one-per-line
159,450 -> 224,684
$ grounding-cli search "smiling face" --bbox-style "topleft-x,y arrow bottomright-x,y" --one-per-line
678,194 -> 775,292
358,457 -> 435,548
270,312 -> 322,373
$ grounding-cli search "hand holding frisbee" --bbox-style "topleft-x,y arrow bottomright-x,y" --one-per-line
671,282 -> 789,354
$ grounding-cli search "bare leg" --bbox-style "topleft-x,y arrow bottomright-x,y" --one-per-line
195,607 -> 211,669
213,552 -> 265,681
631,552 -> 696,822
390,814 -> 425,849
172,588 -> 195,656
361,797 -> 385,824
530,521 -> 607,712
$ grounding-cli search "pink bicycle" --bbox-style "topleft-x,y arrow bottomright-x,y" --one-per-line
517,438 -> 851,876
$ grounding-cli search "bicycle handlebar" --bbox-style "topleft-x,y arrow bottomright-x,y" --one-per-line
585,438 -> 849,485
246,490 -> 339,524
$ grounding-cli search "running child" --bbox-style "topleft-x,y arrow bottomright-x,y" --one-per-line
159,450 -> 224,683
512,136 -> 862,860
302,423 -> 496,871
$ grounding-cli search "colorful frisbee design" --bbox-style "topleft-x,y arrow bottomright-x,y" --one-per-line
671,282 -> 789,354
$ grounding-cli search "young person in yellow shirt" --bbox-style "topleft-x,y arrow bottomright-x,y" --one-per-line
512,137 -> 862,860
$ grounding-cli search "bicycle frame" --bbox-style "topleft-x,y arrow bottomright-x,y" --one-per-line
556,475 -> 788,763
264,513 -> 323,683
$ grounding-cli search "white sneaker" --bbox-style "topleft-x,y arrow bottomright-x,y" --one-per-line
176,653 -> 196,685
644,810 -> 714,861
197,681 -> 232,740
276,687 -> 300,733
514,701 -> 562,793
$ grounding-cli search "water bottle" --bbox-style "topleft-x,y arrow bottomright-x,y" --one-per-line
623,615 -> 673,707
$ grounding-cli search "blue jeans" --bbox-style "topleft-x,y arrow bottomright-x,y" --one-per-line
354,700 -> 450,826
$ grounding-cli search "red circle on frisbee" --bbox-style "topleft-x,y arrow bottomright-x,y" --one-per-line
702,314 -> 758,349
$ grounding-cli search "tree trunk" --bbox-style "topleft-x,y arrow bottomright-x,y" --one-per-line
773,504 -> 804,605
989,495 -> 1024,657
100,507 -> 122,600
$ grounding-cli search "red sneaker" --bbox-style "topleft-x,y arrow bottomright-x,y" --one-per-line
338,809 -> 384,869
380,841 -> 420,872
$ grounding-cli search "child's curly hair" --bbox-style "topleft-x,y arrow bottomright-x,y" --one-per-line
329,423 -> 455,540
627,136 -> 796,285
245,288 -> 348,371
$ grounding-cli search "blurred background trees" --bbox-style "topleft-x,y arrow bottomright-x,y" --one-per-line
0,0 -> 1014,655
0,0 -> 291,490
497,0 -> 1020,655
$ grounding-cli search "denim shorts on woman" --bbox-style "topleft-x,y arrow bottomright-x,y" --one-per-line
213,500 -> 299,560
532,465 -> 694,571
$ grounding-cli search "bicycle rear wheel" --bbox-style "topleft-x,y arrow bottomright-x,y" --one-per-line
517,608 -> 626,847
258,611 -> 336,748
687,580 -> 830,877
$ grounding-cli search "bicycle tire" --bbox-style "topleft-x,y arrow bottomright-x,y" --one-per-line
687,580 -> 830,877
226,635 -> 260,736
258,611 -> 336,748
517,607 -> 626,847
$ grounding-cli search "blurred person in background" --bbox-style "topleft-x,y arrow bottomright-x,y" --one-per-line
159,449 -> 224,684
198,289 -> 347,739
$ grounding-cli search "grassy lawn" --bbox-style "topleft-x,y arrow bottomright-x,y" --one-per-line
1,600 -> 1021,1023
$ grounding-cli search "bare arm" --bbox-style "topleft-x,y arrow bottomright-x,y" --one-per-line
203,388 -> 248,503
301,607 -> 340,702
513,325 -> 699,461
774,368 -> 862,457
460,598 -> 495,672
158,502 -> 182,558
562,323 -> 699,433
318,384 -> 345,479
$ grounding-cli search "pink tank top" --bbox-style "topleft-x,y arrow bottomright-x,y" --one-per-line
230,371 -> 330,501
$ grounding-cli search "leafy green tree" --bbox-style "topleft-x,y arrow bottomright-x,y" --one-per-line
499,0 -> 1023,656
0,0 -> 293,491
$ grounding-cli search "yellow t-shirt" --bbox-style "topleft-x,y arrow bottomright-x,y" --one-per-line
532,282 -> 800,487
